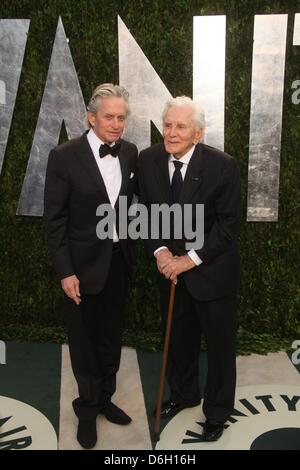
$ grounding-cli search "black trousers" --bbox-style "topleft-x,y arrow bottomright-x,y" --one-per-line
159,276 -> 237,424
64,246 -> 129,420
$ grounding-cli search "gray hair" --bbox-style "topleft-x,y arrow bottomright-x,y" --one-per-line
162,96 -> 205,130
87,83 -> 130,116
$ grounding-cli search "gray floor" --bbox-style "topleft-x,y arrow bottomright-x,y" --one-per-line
59,347 -> 300,450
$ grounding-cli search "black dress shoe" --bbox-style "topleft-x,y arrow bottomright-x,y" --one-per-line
101,402 -> 132,425
77,419 -> 97,449
155,400 -> 185,419
202,420 -> 224,442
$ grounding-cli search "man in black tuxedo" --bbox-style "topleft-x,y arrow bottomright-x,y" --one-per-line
139,96 -> 241,442
44,83 -> 138,448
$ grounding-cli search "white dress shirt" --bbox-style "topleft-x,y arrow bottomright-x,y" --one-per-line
87,128 -> 121,242
154,145 -> 202,266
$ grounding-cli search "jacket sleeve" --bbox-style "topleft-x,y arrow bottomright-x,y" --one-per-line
44,148 -> 75,280
196,157 -> 242,264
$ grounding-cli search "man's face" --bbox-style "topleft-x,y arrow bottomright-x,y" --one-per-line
87,96 -> 127,144
163,106 -> 203,159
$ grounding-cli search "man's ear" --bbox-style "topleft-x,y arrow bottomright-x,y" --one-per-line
194,128 -> 204,144
87,111 -> 95,128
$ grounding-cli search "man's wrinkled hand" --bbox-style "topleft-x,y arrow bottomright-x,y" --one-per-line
155,248 -> 173,272
161,255 -> 196,283
155,248 -> 178,284
61,274 -> 81,305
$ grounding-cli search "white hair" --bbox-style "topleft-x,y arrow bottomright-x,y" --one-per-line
87,83 -> 130,116
162,96 -> 205,130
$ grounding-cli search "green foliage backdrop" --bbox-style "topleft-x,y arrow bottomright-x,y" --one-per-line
0,0 -> 300,353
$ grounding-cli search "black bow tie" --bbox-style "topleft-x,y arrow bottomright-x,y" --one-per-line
99,142 -> 121,158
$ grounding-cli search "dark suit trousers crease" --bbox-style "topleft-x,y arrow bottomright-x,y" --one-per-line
159,276 -> 237,423
64,247 -> 129,420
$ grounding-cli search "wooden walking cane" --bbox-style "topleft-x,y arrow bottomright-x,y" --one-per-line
153,281 -> 176,442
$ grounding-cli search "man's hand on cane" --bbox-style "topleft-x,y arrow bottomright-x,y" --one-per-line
155,248 -> 178,284
161,255 -> 196,282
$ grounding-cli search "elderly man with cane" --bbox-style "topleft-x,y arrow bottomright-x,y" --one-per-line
139,96 -> 241,442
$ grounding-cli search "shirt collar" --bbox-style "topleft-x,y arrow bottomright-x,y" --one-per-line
169,145 -> 195,165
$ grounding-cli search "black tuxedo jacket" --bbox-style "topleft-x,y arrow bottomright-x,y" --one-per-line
139,143 -> 241,301
44,132 -> 138,294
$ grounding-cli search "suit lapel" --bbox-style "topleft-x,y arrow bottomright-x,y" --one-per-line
154,147 -> 172,204
115,141 -> 131,209
178,144 -> 204,203
76,132 -> 109,202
